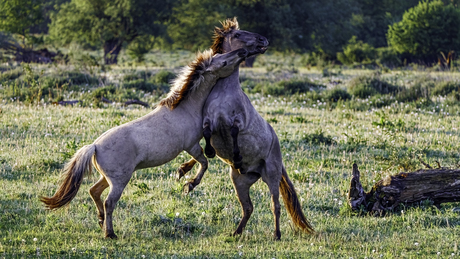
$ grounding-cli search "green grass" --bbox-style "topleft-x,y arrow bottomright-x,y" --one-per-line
1,60 -> 460,258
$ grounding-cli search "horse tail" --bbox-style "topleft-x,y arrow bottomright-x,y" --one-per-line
279,167 -> 315,234
40,144 -> 96,210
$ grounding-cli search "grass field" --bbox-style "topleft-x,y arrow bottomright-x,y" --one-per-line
1,53 -> 460,258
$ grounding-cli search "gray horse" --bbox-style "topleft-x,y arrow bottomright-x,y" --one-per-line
177,18 -> 314,240
40,48 -> 254,239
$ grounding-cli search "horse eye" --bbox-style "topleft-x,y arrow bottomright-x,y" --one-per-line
234,33 -> 240,38
222,61 -> 227,67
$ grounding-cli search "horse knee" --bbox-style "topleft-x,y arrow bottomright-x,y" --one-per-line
243,204 -> 254,217
203,127 -> 212,139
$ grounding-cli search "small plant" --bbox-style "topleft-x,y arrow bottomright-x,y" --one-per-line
302,129 -> 334,145
290,116 -> 308,123
61,139 -> 78,160
133,182 -> 150,196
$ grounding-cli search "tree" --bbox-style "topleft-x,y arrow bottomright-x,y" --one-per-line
49,0 -> 174,64
351,0 -> 420,48
167,0 -> 313,52
387,0 -> 460,64
0,0 -> 43,45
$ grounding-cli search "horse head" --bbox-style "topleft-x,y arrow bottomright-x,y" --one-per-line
211,17 -> 269,56
207,48 -> 249,77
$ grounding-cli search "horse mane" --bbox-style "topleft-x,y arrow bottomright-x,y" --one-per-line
159,49 -> 214,109
211,17 -> 240,54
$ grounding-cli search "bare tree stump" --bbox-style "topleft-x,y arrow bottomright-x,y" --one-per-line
348,163 -> 460,213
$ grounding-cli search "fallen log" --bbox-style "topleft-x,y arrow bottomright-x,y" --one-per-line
348,163 -> 460,213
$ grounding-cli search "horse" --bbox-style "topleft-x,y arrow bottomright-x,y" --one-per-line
40,47 -> 254,239
176,18 -> 314,240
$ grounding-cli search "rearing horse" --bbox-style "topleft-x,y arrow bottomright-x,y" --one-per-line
40,48 -> 254,239
177,18 -> 314,240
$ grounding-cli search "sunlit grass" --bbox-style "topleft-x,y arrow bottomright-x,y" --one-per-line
1,64 -> 460,258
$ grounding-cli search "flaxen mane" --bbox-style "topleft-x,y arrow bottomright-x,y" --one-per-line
159,49 -> 214,109
211,17 -> 240,54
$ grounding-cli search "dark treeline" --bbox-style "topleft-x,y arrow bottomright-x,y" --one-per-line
1,0 -> 460,65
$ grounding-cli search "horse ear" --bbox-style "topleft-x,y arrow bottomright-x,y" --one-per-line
232,17 -> 239,29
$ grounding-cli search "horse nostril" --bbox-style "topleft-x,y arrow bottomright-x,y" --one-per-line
258,37 -> 265,42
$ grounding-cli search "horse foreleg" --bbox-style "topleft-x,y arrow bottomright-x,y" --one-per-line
183,144 -> 208,194
230,167 -> 260,236
89,176 -> 109,228
203,123 -> 216,158
176,158 -> 197,181
230,125 -> 243,170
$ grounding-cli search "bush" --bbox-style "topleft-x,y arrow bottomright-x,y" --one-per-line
323,88 -> 351,102
376,47 -> 401,67
348,73 -> 400,98
388,0 -> 460,63
154,70 -> 176,85
396,78 -> 434,103
431,81 -> 460,97
253,78 -> 324,96
123,79 -> 156,92
0,68 -> 22,83
337,36 -> 376,65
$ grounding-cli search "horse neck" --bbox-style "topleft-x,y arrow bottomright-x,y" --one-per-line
214,67 -> 241,91
179,73 -> 219,113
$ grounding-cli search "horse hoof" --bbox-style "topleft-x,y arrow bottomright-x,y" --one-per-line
205,146 -> 216,158
183,182 -> 194,194
175,168 -> 185,181
105,233 -> 118,239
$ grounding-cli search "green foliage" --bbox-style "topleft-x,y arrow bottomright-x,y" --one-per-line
133,182 -> 150,196
49,0 -> 171,64
127,35 -> 156,63
123,79 -> 156,92
431,81 -> 460,97
348,73 -> 399,98
396,78 -> 434,103
337,36 -> 376,65
0,67 -> 22,83
154,70 -> 176,85
375,47 -> 401,67
253,78 -> 323,96
323,88 -> 351,102
302,129 -> 334,145
387,0 -> 460,63
0,0 -> 43,40
61,139 -> 78,160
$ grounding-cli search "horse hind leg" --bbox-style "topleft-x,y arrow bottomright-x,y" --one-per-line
262,170 -> 282,240
89,176 -> 109,228
230,167 -> 260,236
183,143 -> 208,194
230,125 -> 243,170
103,176 -> 130,239
203,123 -> 216,158
175,158 -> 197,181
